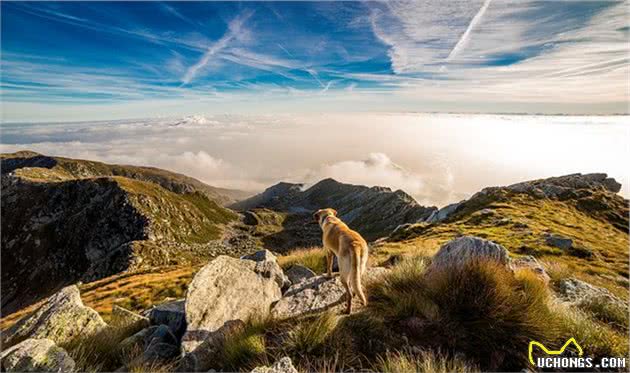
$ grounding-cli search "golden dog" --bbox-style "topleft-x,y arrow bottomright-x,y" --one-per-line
313,208 -> 368,314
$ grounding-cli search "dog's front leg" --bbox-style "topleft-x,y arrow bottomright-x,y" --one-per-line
326,250 -> 334,278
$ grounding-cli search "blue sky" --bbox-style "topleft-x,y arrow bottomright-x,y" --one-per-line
1,1 -> 628,121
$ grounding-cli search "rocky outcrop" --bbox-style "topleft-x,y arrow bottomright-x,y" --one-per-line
285,265 -> 316,285
0,338 -> 75,372
231,178 -> 436,240
428,236 -> 510,271
180,320 -> 245,372
1,152 -> 237,315
425,201 -> 464,223
272,268 -> 388,319
544,233 -> 573,250
181,256 -> 282,354
2,286 -> 106,347
507,173 -> 621,197
251,357 -> 298,373
242,250 -> 291,290
556,278 -> 626,309
146,299 -> 187,340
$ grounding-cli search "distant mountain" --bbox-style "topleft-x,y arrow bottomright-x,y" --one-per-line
0,151 -> 241,315
0,151 -> 250,206
231,178 -> 437,241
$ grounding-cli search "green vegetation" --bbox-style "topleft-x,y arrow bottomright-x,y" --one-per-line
278,247 -> 327,274
377,350 -> 477,373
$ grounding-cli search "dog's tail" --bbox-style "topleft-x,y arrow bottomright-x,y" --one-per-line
351,243 -> 367,306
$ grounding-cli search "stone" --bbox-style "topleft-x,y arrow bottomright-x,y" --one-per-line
111,305 -> 149,330
119,326 -> 157,353
544,233 -> 573,250
556,278 -> 626,310
142,325 -> 179,362
285,265 -> 316,284
0,338 -> 75,372
180,320 -> 245,372
147,299 -> 186,340
271,268 -> 387,319
2,286 -> 107,346
425,201 -> 463,223
242,250 -> 291,290
181,256 -> 282,354
428,236 -> 510,271
251,357 -> 298,373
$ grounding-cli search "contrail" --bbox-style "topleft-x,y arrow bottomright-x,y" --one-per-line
447,0 -> 492,61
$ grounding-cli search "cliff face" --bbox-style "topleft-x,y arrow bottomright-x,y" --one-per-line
1,152 -> 238,315
232,178 -> 437,241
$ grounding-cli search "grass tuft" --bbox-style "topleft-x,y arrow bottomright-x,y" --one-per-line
377,349 -> 478,373
277,247 -> 327,274
287,311 -> 338,355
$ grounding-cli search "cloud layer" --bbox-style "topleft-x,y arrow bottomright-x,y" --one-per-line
2,113 -> 627,206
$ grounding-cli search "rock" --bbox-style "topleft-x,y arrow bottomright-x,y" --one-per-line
272,268 -> 386,319
271,275 -> 345,319
251,357 -> 298,373
119,326 -> 157,353
243,210 -> 261,225
0,338 -> 75,372
147,299 -> 186,340
2,285 -> 107,346
428,236 -> 510,271
142,325 -> 179,362
181,256 -> 282,354
285,265 -> 316,284
111,305 -> 149,330
180,320 -> 245,372
556,278 -> 626,310
511,256 -> 550,284
544,233 -> 573,250
242,249 -> 291,290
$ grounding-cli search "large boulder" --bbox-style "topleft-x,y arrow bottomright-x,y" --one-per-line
2,286 -> 106,347
428,236 -> 510,271
251,357 -> 298,373
179,320 -> 245,372
181,256 -> 282,354
285,265 -> 316,285
556,278 -> 626,310
271,268 -> 387,319
241,250 -> 291,290
0,338 -> 75,372
146,299 -> 186,339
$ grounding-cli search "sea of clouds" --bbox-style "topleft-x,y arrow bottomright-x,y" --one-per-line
1,113 -> 627,207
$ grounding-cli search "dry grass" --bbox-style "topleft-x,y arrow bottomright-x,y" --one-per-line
377,349 -> 478,373
277,247 -> 327,274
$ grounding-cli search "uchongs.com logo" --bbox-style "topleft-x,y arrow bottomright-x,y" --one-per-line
529,338 -> 627,370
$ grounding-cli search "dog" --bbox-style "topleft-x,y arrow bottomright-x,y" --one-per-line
313,208 -> 368,314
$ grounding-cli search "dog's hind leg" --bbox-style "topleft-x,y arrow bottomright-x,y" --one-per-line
340,275 -> 353,314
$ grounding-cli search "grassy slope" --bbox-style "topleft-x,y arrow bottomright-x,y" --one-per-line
374,193 -> 629,298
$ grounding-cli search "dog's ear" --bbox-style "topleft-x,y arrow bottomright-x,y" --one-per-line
313,210 -> 320,222
331,209 -> 338,216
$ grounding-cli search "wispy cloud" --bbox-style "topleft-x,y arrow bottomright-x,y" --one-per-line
181,11 -> 253,85
447,0 -> 492,61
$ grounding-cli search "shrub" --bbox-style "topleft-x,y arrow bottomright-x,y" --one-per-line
377,349 -> 478,373
287,311 -> 338,355
367,258 -> 559,370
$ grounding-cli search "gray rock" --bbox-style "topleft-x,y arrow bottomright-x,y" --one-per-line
119,326 -> 158,353
556,278 -> 626,310
143,325 -> 179,362
147,299 -> 186,339
2,285 -> 107,346
111,305 -> 149,330
180,320 -> 245,372
181,256 -> 282,354
544,233 -> 573,250
242,250 -> 291,290
271,275 -> 345,319
0,338 -> 75,372
272,268 -> 387,319
285,265 -> 316,284
428,236 -> 511,271
251,357 -> 298,373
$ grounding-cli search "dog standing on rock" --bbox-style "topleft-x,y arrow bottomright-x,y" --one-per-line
313,208 -> 368,314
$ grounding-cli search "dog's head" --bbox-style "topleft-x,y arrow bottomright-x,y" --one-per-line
313,208 -> 337,224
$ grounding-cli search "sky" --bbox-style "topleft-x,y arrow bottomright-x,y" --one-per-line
1,1 -> 629,121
